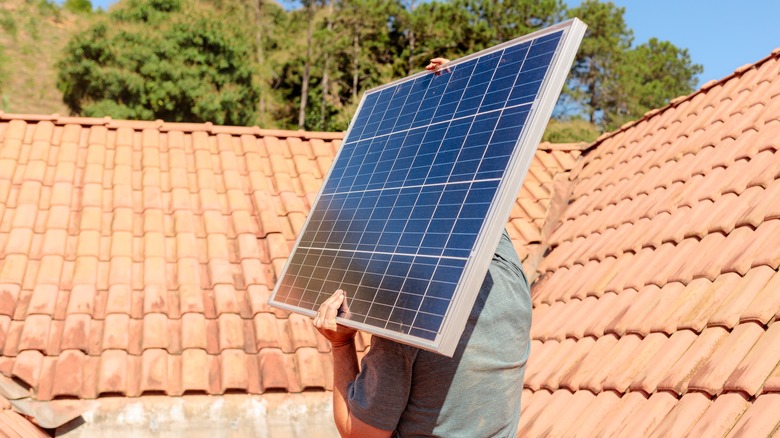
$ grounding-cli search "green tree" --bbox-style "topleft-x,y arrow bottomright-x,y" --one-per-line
565,1 -> 701,130
542,118 -> 600,143
616,38 -> 702,124
297,0 -> 317,128
396,1 -> 470,75
275,0 -> 404,131
57,0 -> 259,125
566,0 -> 632,126
63,0 -> 93,14
334,0 -> 403,101
451,0 -> 565,52
243,0 -> 290,127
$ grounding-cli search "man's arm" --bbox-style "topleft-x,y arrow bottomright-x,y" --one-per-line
312,58 -> 450,436
313,290 -> 392,438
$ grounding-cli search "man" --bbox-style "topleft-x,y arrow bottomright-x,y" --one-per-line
312,58 -> 533,438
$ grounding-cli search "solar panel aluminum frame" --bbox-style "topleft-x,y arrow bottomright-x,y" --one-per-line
269,18 -> 587,357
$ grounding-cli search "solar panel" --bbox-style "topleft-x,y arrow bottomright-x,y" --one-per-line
269,19 -> 586,356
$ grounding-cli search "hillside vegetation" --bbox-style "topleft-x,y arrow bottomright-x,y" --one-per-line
1,0 -> 703,142
0,0 -> 88,114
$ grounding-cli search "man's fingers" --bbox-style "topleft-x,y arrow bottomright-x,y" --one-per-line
313,290 -> 346,331
426,57 -> 451,73
323,291 -> 345,331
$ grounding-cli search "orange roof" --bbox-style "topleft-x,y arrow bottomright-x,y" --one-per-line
11,46 -> 779,435
519,49 -> 780,436
0,112 -> 581,415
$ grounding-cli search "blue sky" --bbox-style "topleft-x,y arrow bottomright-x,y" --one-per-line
602,0 -> 780,84
87,0 -> 780,86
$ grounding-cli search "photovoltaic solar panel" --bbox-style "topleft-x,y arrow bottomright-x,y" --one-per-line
269,19 -> 586,356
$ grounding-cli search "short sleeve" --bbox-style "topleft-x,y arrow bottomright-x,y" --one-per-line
347,336 -> 418,431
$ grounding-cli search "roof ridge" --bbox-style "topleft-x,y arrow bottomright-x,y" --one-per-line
581,47 -> 780,153
0,112 -> 345,140
538,141 -> 590,151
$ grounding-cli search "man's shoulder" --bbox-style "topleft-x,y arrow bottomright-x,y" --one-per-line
493,229 -> 524,274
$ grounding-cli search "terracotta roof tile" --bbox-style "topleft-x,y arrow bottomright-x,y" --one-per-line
724,393 -> 780,437
542,338 -> 595,392
517,388 -> 549,426
60,313 -> 92,353
11,349 -> 44,389
648,392 -> 711,438
526,340 -> 565,389
686,322 -> 764,396
549,390 -> 600,436
521,389 -> 576,437
686,392 -> 750,437
139,348 -> 168,394
623,392 -> 680,436
651,326 -> 727,395
646,279 -> 708,334
583,334 -> 644,393
558,333 -> 619,392
708,267 -> 775,328
589,391 -> 648,436
50,349 -> 87,398
724,322 -> 780,396
563,390 -> 623,437
560,296 -> 598,339
175,349 -> 206,395
257,348 -> 291,391
96,349 -> 128,396
603,332 -> 669,393
604,283 -> 660,335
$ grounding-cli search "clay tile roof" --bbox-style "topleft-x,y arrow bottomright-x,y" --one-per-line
0,113 -> 356,403
0,111 -> 582,418
8,49 -> 780,435
522,49 -> 780,435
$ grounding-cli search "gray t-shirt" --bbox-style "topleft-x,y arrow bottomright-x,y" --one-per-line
347,230 -> 533,437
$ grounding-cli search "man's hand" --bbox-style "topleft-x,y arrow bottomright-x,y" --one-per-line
313,289 -> 358,347
425,57 -> 451,75
315,290 -> 391,438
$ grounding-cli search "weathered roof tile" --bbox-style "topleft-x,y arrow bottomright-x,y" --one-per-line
686,392 -> 750,437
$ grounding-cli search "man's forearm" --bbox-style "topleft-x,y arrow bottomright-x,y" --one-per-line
332,340 -> 360,436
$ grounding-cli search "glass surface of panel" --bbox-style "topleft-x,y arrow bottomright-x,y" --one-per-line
270,19 -> 586,356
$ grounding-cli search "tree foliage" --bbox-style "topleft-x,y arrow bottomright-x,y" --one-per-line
566,0 -> 701,130
565,0 -> 632,126
450,0 -> 565,52
57,0 -> 259,125
55,0 -> 704,139
63,0 -> 94,14
618,38 -> 702,123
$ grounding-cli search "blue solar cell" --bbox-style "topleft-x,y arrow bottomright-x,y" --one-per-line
530,31 -> 562,53
411,77 -> 449,128
374,288 -> 400,305
419,296 -> 449,316
368,303 -> 393,321
397,290 -> 424,310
